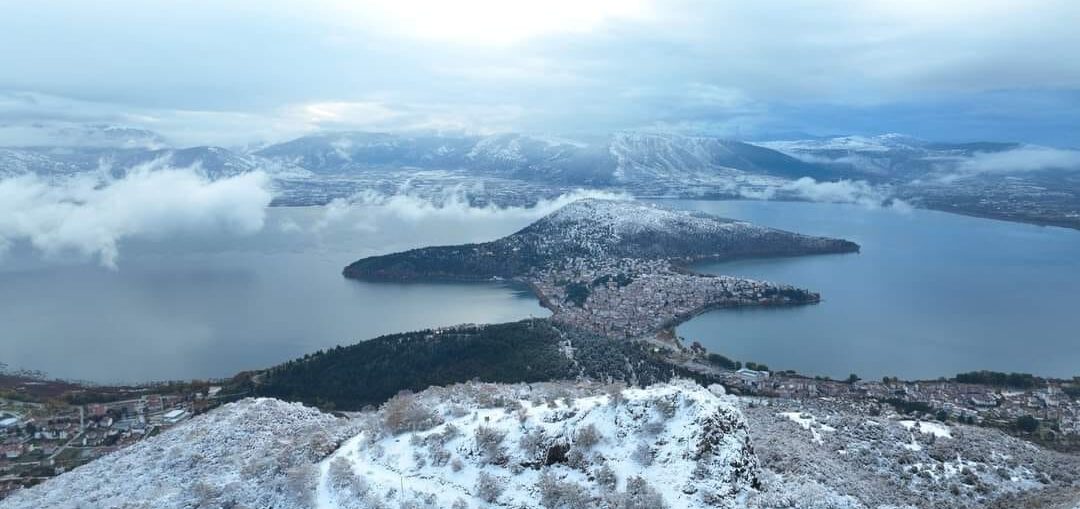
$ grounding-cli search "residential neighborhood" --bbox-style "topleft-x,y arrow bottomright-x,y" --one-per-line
714,365 -> 1080,449
533,257 -> 817,338
0,382 -> 232,497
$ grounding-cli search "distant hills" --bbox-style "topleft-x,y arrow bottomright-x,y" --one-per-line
756,133 -> 1024,181
0,130 -> 866,185
2,127 -> 1078,229
0,127 -> 1064,187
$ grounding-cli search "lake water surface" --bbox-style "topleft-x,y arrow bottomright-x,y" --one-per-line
665,200 -> 1080,380
4,199 -> 1078,383
0,206 -> 548,382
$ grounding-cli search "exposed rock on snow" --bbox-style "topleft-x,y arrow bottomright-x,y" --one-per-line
898,420 -> 952,439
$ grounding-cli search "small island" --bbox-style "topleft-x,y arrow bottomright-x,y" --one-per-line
344,199 -> 859,338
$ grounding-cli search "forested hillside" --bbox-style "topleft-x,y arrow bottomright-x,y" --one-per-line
252,319 -> 706,410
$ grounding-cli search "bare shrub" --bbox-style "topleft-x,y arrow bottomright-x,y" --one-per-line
474,425 -> 508,465
574,424 -> 602,450
641,420 -> 666,436
538,470 -> 592,509
631,442 -> 654,466
606,384 -> 627,406
566,448 -> 587,470
616,476 -> 667,509
519,428 -> 547,461
474,472 -> 504,503
383,393 -> 442,434
593,463 -> 618,491
328,457 -> 369,496
652,396 -> 678,419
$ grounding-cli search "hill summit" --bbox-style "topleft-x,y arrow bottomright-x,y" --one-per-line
343,199 -> 858,281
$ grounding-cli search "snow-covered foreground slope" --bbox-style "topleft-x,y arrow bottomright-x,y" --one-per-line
744,398 -> 1080,509
316,380 -> 757,509
1,381 -> 759,509
0,398 -> 355,509
7,381 -> 1080,509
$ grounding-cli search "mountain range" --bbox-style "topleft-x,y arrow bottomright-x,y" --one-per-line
2,126 -> 1078,228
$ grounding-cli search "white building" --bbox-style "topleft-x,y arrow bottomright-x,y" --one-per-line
162,409 -> 188,425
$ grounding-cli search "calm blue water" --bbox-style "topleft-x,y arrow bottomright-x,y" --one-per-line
0,206 -> 548,383
4,199 -> 1077,383
665,200 -> 1080,380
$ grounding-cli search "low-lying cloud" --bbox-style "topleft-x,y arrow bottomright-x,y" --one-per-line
741,177 -> 908,210
320,187 -> 630,227
309,187 -> 629,249
0,166 -> 273,268
955,146 -> 1080,175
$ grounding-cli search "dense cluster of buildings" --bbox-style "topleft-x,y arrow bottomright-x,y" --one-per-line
716,367 -> 1080,441
0,385 -> 225,497
533,257 -> 812,338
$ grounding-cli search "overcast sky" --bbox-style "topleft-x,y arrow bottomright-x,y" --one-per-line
1,0 -> 1078,147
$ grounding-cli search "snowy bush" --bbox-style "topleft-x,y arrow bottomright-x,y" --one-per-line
519,427 -> 547,461
474,425 -> 509,465
615,477 -> 668,509
474,472 -> 504,503
652,395 -> 678,419
538,470 -> 592,509
631,442 -> 654,466
593,463 -> 618,491
573,423 -> 602,450
383,393 -> 442,434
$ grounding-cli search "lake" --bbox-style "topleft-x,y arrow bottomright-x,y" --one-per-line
0,205 -> 549,383
666,200 -> 1080,380
4,198 -> 1079,384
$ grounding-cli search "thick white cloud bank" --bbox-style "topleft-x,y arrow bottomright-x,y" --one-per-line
315,188 -> 630,234
740,177 -> 909,210
956,146 -> 1080,174
0,168 -> 273,268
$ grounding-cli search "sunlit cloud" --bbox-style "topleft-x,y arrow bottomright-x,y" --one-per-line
0,1 -> 1078,145
314,187 -> 630,233
740,177 -> 907,210
0,165 -> 273,268
956,146 -> 1080,174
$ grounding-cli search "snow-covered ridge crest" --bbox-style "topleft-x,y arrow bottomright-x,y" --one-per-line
317,379 -> 758,509
1,381 -> 760,509
0,398 -> 354,509
538,197 -> 744,237
343,197 -> 858,282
